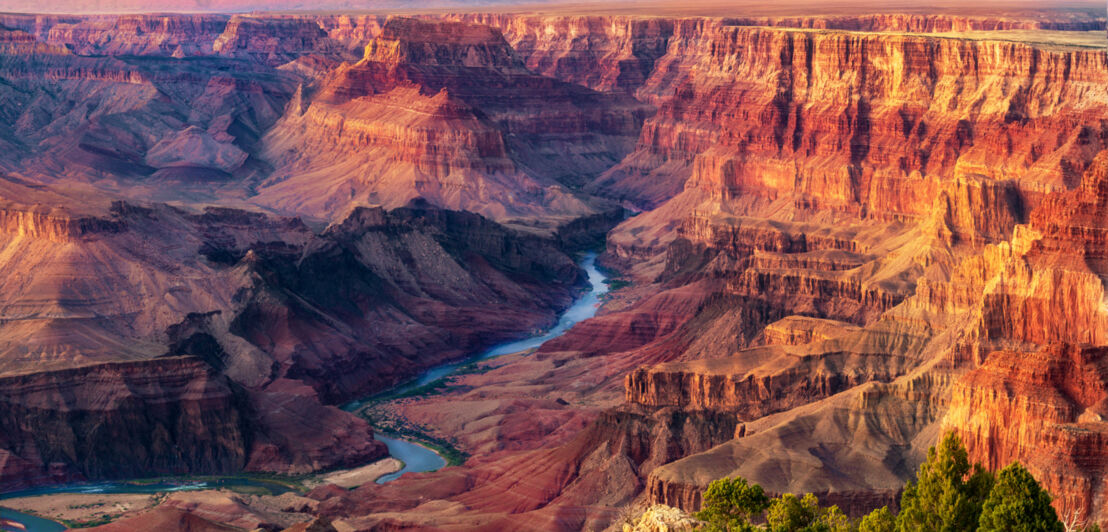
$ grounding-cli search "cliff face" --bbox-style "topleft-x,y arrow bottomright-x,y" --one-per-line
597,21 -> 1107,209
452,14 -> 676,94
273,14 -> 1107,528
0,30 -> 302,188
0,195 -> 585,490
513,13 -> 1108,528
722,13 -> 1106,33
226,204 -> 585,403
43,15 -> 230,57
212,15 -> 344,64
626,154 -> 1108,523
941,154 -> 1108,523
947,344 -> 1108,525
0,356 -> 389,489
258,17 -> 647,225
0,358 -> 248,490
0,14 -> 357,63
0,9 -> 1106,531
0,208 -> 123,243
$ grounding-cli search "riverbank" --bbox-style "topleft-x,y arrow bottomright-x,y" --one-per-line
2,493 -> 161,529
0,253 -> 609,530
350,251 -> 610,482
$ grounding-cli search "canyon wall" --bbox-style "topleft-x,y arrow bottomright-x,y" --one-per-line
600,21 -> 1108,211
258,17 -> 646,225
0,193 -> 591,489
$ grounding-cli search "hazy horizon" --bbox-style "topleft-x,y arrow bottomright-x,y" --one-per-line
2,0 -> 1103,15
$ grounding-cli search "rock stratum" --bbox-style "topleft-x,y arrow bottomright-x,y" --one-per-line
0,4 -> 1105,531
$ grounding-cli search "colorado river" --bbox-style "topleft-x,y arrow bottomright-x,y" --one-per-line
0,478 -> 294,531
0,253 -> 609,529
0,506 -> 64,532
356,251 -> 609,483
391,252 -> 609,396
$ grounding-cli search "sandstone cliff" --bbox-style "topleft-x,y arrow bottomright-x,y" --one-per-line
258,17 -> 647,226
598,21 -> 1107,209
0,197 -> 588,490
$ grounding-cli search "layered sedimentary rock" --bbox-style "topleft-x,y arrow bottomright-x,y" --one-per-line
0,193 -> 587,489
599,20 -> 1108,209
632,153 -> 1108,523
0,33 -> 303,190
500,12 -> 1108,529
943,154 -> 1108,523
258,17 -> 646,225
452,14 -> 676,94
948,344 -> 1108,525
278,15 -> 1107,527
723,13 -> 1106,32
0,358 -> 239,489
211,15 -> 345,64
42,15 -> 230,57
0,13 -> 360,63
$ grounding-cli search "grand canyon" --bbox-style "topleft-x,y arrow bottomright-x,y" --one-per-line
0,0 -> 1105,530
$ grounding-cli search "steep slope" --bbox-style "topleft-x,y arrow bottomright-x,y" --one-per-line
0,8 -> 1106,531
596,21 -> 1107,209
257,17 -> 647,227
0,192 -> 588,490
945,153 -> 1108,524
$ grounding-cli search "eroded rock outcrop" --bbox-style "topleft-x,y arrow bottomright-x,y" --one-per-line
600,21 -> 1107,210
0,197 -> 587,490
0,8 -> 1106,532
948,344 -> 1108,525
258,17 -> 647,226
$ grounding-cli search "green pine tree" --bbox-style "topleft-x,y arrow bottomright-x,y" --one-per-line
766,493 -> 820,532
695,476 -> 771,531
977,463 -> 1063,532
895,433 -> 994,532
858,506 -> 896,532
765,492 -> 852,532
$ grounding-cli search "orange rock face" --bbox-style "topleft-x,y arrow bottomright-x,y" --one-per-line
948,344 -> 1108,524
604,22 -> 1108,211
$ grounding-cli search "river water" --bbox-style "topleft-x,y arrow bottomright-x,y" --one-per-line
357,251 -> 609,483
0,478 -> 293,532
0,506 -> 64,532
0,253 -> 609,528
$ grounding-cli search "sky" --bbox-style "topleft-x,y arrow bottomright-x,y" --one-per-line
0,0 -> 1102,15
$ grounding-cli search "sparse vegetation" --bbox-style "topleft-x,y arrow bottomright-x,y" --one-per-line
695,433 -> 1082,532
361,408 -> 468,466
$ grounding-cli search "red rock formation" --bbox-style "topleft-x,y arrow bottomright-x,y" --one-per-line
558,16 -> 1108,526
0,9 -> 1105,532
0,207 -> 123,242
212,15 -> 343,64
724,13 -> 1106,32
452,14 -> 676,94
762,316 -> 861,346
259,17 -> 646,224
600,21 -> 1107,209
43,15 -> 230,57
0,358 -> 248,487
0,197 -> 587,490
943,154 -> 1108,525
948,344 -> 1108,525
